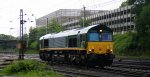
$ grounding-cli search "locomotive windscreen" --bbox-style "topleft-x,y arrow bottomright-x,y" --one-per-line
88,30 -> 100,42
101,33 -> 112,41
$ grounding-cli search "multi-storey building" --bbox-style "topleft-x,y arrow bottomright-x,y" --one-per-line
36,9 -> 105,27
62,6 -> 135,34
36,6 -> 135,34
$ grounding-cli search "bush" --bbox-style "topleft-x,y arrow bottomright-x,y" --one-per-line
30,41 -> 39,50
114,32 -> 150,58
2,60 -> 48,75
114,32 -> 137,54
1,60 -> 63,77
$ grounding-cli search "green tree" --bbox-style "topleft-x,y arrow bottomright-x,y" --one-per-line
28,26 -> 45,49
136,5 -> 150,34
79,18 -> 91,27
120,0 -> 150,51
28,27 -> 38,47
120,1 -> 128,7
135,4 -> 150,50
47,19 -> 65,33
120,0 -> 136,7
28,19 -> 64,50
0,34 -> 16,40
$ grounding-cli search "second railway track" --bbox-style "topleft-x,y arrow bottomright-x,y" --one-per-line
44,58 -> 150,77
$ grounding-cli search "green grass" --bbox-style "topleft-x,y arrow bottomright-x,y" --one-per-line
0,60 -> 64,77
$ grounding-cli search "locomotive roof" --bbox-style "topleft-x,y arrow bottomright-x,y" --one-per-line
39,24 -> 106,40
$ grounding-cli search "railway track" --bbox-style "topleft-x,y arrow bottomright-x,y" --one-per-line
112,58 -> 150,70
0,54 -> 39,71
51,64 -> 125,77
0,54 -> 17,71
0,53 -> 150,77
44,58 -> 150,77
49,62 -> 150,77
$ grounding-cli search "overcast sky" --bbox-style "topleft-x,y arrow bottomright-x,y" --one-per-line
0,0 -> 126,37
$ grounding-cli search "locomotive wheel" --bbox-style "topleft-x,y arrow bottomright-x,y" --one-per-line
41,52 -> 46,61
80,55 -> 87,66
39,52 -> 45,61
64,54 -> 70,64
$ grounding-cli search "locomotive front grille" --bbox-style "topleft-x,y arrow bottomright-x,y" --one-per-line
87,42 -> 113,54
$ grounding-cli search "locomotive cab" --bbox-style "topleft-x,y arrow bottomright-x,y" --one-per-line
86,24 -> 114,66
87,25 -> 113,55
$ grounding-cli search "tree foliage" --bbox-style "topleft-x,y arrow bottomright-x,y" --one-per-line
120,1 -> 128,7
119,0 -> 150,51
47,19 -> 64,33
79,18 -> 92,27
28,19 -> 64,50
120,0 -> 136,7
136,4 -> 150,35
0,34 -> 16,40
135,5 -> 150,50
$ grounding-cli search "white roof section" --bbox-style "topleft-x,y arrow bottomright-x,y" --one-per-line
39,24 -> 98,40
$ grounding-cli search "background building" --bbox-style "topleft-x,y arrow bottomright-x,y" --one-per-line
36,9 -> 106,27
62,6 -> 135,34
36,6 -> 135,34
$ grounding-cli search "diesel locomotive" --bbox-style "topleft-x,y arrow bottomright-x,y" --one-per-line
39,24 -> 114,67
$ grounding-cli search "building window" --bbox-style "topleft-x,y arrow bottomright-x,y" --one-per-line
124,10 -> 127,14
121,11 -> 123,15
109,21 -> 111,25
112,13 -> 114,17
114,12 -> 117,17
124,18 -> 127,23
109,14 -> 111,18
121,19 -> 123,23
104,15 -> 106,19
127,17 -> 131,22
117,12 -> 120,16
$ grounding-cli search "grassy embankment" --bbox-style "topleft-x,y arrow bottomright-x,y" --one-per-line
0,60 -> 64,77
114,32 -> 150,59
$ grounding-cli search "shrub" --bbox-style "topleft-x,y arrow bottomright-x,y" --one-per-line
114,32 -> 150,58
114,32 -> 137,54
1,60 -> 63,77
2,60 -> 49,75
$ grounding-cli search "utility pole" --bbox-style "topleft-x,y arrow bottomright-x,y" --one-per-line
83,6 -> 86,27
46,18 -> 48,34
83,5 -> 86,28
19,9 -> 24,59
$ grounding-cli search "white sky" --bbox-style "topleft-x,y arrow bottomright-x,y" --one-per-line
0,0 -> 126,37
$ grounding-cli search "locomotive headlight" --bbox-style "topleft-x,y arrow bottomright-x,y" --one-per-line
99,30 -> 103,32
89,49 -> 92,52
110,49 -> 113,52
89,49 -> 94,52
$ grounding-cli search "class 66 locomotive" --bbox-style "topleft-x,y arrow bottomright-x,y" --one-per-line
39,24 -> 115,67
